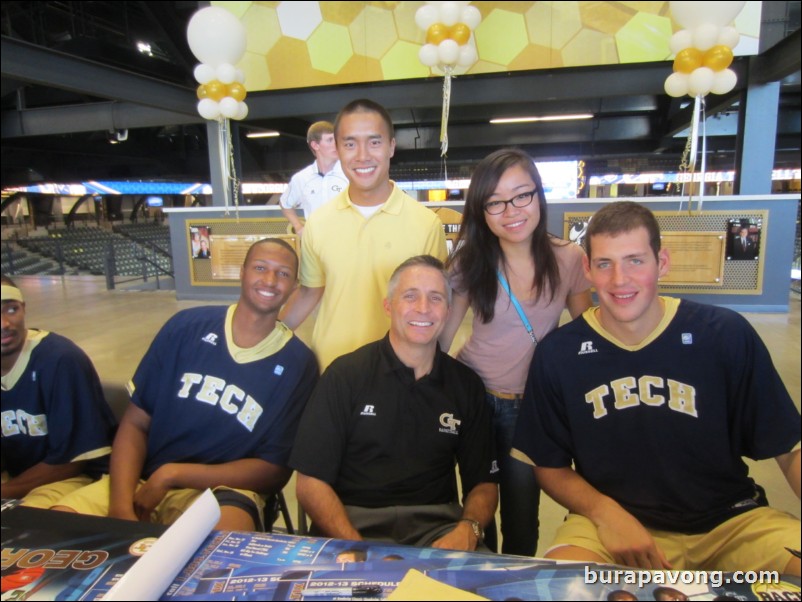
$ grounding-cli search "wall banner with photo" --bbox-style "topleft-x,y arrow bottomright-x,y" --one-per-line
189,226 -> 212,260
726,218 -> 762,261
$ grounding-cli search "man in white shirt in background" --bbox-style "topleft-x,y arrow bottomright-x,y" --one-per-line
280,121 -> 347,236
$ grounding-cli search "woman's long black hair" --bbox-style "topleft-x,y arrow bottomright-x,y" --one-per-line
446,148 -> 561,323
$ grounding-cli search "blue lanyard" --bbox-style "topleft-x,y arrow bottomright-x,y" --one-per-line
497,270 -> 538,345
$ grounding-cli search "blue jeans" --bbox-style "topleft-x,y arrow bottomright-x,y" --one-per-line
485,391 -> 540,556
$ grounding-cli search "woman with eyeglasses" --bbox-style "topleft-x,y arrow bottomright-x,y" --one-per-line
440,148 -> 591,556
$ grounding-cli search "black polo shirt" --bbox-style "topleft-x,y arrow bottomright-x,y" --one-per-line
290,335 -> 498,508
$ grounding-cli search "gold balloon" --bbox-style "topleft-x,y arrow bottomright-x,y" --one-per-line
227,82 -> 247,102
703,45 -> 734,71
449,23 -> 471,45
673,48 -> 703,74
426,23 -> 448,45
196,84 -> 208,100
204,80 -> 227,102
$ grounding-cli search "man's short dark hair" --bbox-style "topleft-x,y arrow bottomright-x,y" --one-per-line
585,201 -> 661,260
243,237 -> 299,277
334,99 -> 394,140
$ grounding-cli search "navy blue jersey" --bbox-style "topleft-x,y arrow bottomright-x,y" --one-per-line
1,331 -> 115,477
512,298 -> 800,533
129,306 -> 318,478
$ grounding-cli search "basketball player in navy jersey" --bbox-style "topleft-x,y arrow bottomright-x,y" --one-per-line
512,202 -> 800,576
56,239 -> 318,530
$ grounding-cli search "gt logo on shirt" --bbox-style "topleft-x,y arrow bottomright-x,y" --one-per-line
1,410 -> 48,437
585,376 -> 697,419
439,413 -> 461,435
177,373 -> 263,432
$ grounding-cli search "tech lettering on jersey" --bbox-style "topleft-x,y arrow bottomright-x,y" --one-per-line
1,409 -> 48,437
176,373 -> 263,432
584,376 -> 698,419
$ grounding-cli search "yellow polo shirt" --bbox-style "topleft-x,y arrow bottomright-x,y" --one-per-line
300,183 -> 447,369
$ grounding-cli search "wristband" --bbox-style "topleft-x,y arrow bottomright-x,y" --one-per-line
459,518 -> 484,541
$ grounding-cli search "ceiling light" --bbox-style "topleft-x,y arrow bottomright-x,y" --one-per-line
489,114 -> 594,124
246,131 -> 280,139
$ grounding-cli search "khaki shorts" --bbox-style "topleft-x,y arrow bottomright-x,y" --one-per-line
56,474 -> 266,527
548,507 -> 800,572
17,475 -> 95,509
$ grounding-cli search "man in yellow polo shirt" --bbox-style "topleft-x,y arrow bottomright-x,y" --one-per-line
281,99 -> 447,369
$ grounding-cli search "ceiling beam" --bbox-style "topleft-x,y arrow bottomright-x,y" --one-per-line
243,62 -> 673,121
0,36 -> 197,115
2,101 -> 200,138
751,28 -> 801,84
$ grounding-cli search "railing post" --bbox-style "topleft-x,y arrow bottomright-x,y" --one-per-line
104,241 -> 115,290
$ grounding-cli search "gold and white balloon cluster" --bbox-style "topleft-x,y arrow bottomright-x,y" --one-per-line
416,1 -> 481,71
664,1 -> 746,98
187,7 -> 249,121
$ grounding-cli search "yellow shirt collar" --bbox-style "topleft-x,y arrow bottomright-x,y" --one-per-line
1,329 -> 49,390
224,304 -> 293,364
584,297 -> 680,351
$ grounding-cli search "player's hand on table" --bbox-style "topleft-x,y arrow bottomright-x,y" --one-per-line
597,505 -> 671,570
431,521 -> 477,552
133,464 -> 175,522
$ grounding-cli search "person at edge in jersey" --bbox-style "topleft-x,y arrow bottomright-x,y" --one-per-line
280,99 -> 447,371
279,121 -> 348,237
439,148 -> 591,555
511,201 -> 800,575
290,255 -> 498,551
54,239 -> 319,531
1,275 -> 116,508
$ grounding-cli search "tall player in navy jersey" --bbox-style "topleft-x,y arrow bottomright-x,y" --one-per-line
57,239 -> 318,530
512,202 -> 800,576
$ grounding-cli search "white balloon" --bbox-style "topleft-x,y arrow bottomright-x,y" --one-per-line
692,23 -> 720,51
419,43 -> 440,67
216,63 -> 237,84
197,98 -> 221,120
439,1 -> 461,27
669,30 -> 693,55
219,97 -> 240,119
415,4 -> 439,31
670,1 -> 746,29
193,63 -> 216,84
711,69 -> 737,94
235,102 -> 249,121
187,6 -> 247,67
457,44 -> 478,67
234,68 -> 246,84
717,26 -> 740,49
664,72 -> 689,97
688,66 -> 715,96
461,5 -> 482,30
438,39 -> 460,66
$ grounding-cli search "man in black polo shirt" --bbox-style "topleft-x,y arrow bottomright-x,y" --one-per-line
291,255 -> 498,551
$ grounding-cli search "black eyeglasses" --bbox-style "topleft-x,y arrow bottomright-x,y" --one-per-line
483,190 -> 537,215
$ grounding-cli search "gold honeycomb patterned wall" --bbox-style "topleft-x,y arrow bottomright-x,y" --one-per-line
216,1 -> 761,91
